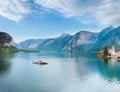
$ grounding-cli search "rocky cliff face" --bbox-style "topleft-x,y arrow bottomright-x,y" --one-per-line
0,32 -> 17,52
0,32 -> 14,47
38,34 -> 72,51
64,31 -> 98,51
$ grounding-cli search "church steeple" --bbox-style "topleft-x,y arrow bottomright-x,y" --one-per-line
112,40 -> 115,50
112,40 -> 114,46
111,40 -> 115,55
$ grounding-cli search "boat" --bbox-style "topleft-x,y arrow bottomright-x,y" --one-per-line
33,60 -> 48,65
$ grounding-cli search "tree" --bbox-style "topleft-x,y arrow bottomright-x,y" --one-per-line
103,46 -> 109,57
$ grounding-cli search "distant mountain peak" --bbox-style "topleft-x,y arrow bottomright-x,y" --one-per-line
79,30 -> 90,32
108,25 -> 114,29
16,25 -> 120,52
98,26 -> 114,39
102,26 -> 114,32
60,33 -> 71,37
78,30 -> 90,33
75,31 -> 89,35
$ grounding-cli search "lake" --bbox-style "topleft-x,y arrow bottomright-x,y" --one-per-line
0,52 -> 120,92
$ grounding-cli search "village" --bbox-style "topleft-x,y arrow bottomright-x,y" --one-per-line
97,40 -> 120,59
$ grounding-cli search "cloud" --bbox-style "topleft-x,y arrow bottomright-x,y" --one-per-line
0,0 -> 30,22
97,1 -> 120,26
34,0 -> 120,26
0,0 -> 119,26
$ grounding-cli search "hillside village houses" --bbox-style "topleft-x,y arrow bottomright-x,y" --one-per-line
108,40 -> 120,58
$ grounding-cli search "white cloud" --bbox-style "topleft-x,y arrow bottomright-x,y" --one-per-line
97,1 -> 120,26
34,0 -> 87,17
0,0 -> 30,22
0,0 -> 119,26
34,0 -> 120,26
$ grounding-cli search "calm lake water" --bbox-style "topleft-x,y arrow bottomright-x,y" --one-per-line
0,52 -> 120,92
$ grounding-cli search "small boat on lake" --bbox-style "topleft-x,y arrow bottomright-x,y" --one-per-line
33,60 -> 48,65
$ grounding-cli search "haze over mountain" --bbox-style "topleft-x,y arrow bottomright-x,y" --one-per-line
16,26 -> 120,52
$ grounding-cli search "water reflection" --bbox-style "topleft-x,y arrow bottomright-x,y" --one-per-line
0,60 -> 11,78
0,52 -> 15,60
1,52 -> 120,92
22,51 -> 96,59
0,52 -> 14,78
103,58 -> 109,65
64,52 -> 96,58
99,58 -> 120,82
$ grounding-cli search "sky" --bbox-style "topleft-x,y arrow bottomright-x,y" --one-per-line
0,0 -> 119,42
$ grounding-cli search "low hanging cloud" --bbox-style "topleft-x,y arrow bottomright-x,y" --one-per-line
0,0 -> 119,26
0,0 -> 30,22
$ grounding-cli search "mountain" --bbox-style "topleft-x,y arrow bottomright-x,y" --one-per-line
64,31 -> 98,51
98,26 -> 114,40
16,33 -> 72,51
16,31 -> 98,52
0,32 -> 17,52
90,26 -> 116,51
16,26 -> 120,52
38,33 -> 72,51
16,39 -> 47,50
93,26 -> 120,50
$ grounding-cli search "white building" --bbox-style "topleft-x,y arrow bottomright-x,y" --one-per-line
108,40 -> 120,57
109,40 -> 116,56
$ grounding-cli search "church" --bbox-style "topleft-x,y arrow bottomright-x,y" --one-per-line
108,40 -> 116,56
108,40 -> 120,57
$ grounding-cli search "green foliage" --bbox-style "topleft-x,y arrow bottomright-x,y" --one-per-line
0,45 -> 39,53
18,49 -> 39,53
0,46 -> 18,52
97,46 -> 109,57
103,46 -> 109,56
